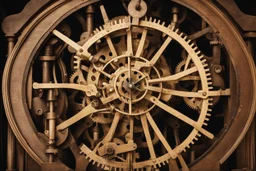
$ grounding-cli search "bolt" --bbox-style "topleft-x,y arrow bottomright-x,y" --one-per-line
109,88 -> 114,92
152,159 -> 156,163
96,92 -> 102,98
87,91 -> 91,96
36,108 -> 44,115
202,92 -> 207,96
79,48 -> 84,53
44,130 -> 49,135
214,65 -> 222,74
107,147 -> 114,155
91,100 -> 99,108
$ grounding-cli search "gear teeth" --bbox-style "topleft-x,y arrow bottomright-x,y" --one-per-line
175,59 -> 186,73
208,108 -> 212,112
97,162 -> 101,168
193,47 -> 198,51
201,59 -> 207,63
74,55 -> 81,69
157,163 -> 161,167
162,160 -> 167,166
92,160 -> 96,165
206,73 -> 211,77
199,55 -> 204,59
209,98 -> 214,101
207,77 -> 212,81
183,36 -> 188,40
162,21 -> 166,26
187,40 -> 191,44
99,26 -> 103,31
206,113 -> 211,117
190,43 -> 195,47
191,140 -> 195,144
145,16 -> 148,21
149,17 -> 153,22
175,28 -> 179,33
197,133 -> 202,137
194,137 -> 198,141
153,18 -> 157,23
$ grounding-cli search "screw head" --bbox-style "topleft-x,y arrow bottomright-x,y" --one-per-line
107,147 -> 114,154
79,48 -> 84,53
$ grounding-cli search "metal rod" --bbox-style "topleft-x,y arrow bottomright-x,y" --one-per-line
6,36 -> 16,171
86,5 -> 94,35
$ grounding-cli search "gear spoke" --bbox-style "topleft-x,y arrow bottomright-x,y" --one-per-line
101,112 -> 122,144
53,30 -> 81,52
147,96 -> 214,139
150,36 -> 172,65
57,103 -> 109,131
127,29 -> 133,55
146,85 -> 206,98
145,112 -> 177,159
148,66 -> 198,83
140,114 -> 157,159
52,30 -> 91,60
135,28 -> 148,57
106,35 -> 118,57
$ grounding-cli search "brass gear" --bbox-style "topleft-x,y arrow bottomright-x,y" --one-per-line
78,17 -> 213,170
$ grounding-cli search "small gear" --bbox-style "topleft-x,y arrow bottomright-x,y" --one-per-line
69,71 -> 79,83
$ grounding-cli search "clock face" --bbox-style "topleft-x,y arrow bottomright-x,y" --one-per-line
2,0 -> 255,170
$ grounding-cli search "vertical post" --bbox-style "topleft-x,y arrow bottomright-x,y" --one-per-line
86,5 -> 95,35
6,36 -> 16,171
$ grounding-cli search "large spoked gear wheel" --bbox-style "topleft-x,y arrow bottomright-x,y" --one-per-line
2,0 -> 255,171
76,17 -> 214,170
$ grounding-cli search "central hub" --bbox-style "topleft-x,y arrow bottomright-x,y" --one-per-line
98,55 -> 164,115
115,68 -> 148,104
88,55 -> 170,115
